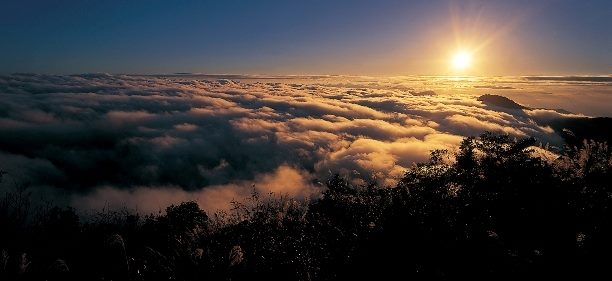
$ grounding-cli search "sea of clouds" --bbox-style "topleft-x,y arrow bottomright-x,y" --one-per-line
0,73 -> 607,213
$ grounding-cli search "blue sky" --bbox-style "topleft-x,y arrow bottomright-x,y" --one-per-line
1,0 -> 610,75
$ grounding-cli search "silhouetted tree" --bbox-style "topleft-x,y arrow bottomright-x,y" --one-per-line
0,133 -> 611,280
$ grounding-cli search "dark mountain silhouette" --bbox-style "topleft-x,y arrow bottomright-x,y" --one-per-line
477,94 -> 527,109
525,75 -> 612,82
477,94 -> 574,114
552,108 -> 573,114
549,117 -> 612,146
410,90 -> 437,96
476,94 -> 611,145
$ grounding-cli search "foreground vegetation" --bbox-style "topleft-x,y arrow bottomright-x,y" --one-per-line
1,133 -> 611,280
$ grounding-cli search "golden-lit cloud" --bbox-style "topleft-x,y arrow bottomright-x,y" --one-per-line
0,73 -> 607,213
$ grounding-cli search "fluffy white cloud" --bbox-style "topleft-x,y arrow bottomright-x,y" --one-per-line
72,164 -> 318,214
0,73 -> 599,213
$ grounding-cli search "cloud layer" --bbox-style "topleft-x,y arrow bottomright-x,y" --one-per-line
0,74 -> 600,212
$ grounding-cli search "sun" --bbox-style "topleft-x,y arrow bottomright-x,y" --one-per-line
451,51 -> 472,71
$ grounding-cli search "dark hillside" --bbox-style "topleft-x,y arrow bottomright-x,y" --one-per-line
1,133 -> 611,280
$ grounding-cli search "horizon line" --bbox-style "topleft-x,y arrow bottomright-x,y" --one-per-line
4,72 -> 612,79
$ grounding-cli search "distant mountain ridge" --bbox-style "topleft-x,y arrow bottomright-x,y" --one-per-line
478,94 -> 527,110
477,94 -> 612,146
549,117 -> 612,146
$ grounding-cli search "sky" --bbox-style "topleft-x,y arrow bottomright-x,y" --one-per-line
0,0 -> 611,75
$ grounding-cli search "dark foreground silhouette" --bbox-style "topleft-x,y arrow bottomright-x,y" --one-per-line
1,133 -> 611,280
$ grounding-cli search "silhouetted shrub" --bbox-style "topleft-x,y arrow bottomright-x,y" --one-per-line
0,133 -> 611,280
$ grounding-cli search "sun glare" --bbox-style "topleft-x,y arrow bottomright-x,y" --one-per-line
451,51 -> 472,71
